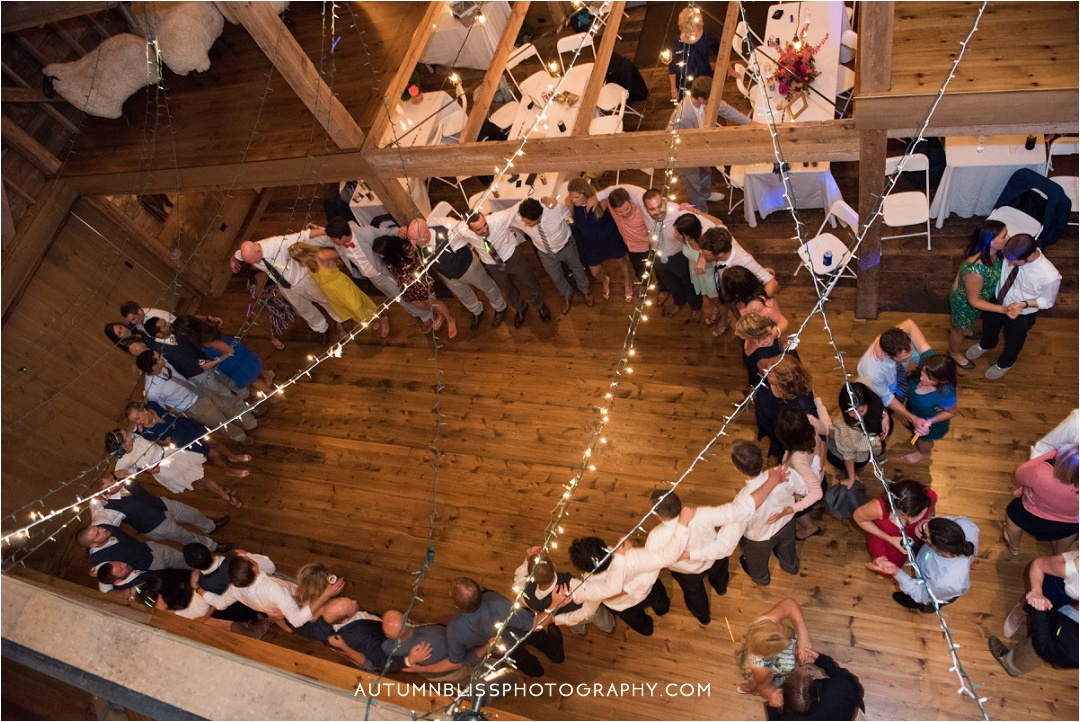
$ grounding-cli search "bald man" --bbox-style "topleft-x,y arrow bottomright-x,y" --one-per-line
381,609 -> 468,681
230,229 -> 341,343
404,217 -> 507,329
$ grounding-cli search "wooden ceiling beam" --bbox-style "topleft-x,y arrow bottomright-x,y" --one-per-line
1,179 -> 79,323
855,1 -> 893,94
62,120 -> 861,195
2,61 -> 80,133
48,20 -> 88,57
363,2 -> 445,153
460,1 -> 531,144
572,3 -> 624,137
855,89 -> 1080,132
1,87 -> 67,104
704,2 -> 742,129
1,115 -> 62,175
0,2 -> 117,33
224,1 -> 364,150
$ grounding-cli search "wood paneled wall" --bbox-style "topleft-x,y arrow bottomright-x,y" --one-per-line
0,197 -> 188,546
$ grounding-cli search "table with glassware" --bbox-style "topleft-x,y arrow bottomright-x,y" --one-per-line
508,64 -> 594,140
929,134 -> 1047,227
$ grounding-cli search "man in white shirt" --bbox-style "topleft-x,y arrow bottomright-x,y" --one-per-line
200,555 -> 343,631
560,506 -> 694,636
645,469 -> 787,624
516,198 -> 592,314
693,225 -> 778,333
120,302 -> 180,336
668,76 -> 748,210
966,233 -> 1061,379
855,319 -> 934,436
462,209 -> 552,327
512,547 -> 615,635
137,349 -> 256,444
230,228 -> 342,342
1031,409 -> 1079,458
730,440 -> 808,586
404,217 -> 508,329
313,217 -> 434,329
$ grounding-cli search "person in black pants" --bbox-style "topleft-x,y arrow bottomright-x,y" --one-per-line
767,651 -> 865,720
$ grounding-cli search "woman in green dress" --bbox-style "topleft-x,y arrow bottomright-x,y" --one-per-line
947,220 -> 1008,369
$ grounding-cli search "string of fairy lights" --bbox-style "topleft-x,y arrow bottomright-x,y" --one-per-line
739,1 -> 991,716
3,2 -> 1000,719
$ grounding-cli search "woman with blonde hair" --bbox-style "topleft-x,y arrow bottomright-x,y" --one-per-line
294,562 -> 336,606
737,598 -> 814,705
735,312 -> 799,391
667,6 -> 720,101
287,242 -> 389,338
565,177 -> 633,302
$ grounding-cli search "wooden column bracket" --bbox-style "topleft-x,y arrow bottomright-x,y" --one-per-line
705,2 -> 743,129
225,1 -> 365,150
572,2 -> 625,137
460,1 -> 531,144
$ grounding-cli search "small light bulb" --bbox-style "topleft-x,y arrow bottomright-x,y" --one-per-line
601,437 -> 607,443
477,13 -> 486,25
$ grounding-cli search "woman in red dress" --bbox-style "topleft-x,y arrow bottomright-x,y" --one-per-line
852,479 -> 937,567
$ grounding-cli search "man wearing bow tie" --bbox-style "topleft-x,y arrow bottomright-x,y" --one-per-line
696,226 -> 778,333
311,218 -> 435,330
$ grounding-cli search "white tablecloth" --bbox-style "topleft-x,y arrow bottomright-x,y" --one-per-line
738,162 -> 843,227
929,135 -> 1047,227
420,1 -> 511,70
350,178 -> 432,225
751,1 -> 843,123
509,64 -> 594,140
381,90 -> 456,148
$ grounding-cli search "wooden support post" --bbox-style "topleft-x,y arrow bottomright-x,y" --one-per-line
460,1 -> 531,144
49,21 -> 88,57
855,129 -> 887,319
572,2 -> 624,137
1,116 -> 62,175
362,2 -> 445,153
1,179 -> 79,323
11,34 -> 52,66
0,2 -> 117,33
225,1 -> 364,150
705,2 -> 742,129
856,1 -> 894,94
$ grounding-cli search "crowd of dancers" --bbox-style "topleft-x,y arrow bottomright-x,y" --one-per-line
82,171 -> 1077,716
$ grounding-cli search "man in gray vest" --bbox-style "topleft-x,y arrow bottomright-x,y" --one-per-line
92,474 -> 231,551
513,546 -> 615,635
404,217 -> 507,330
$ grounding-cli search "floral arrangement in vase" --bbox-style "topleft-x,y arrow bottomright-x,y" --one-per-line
768,26 -> 829,101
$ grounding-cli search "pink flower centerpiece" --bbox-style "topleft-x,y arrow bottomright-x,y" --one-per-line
768,26 -> 829,101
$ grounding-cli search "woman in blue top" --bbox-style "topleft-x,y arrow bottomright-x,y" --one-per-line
901,355 -> 958,464
173,316 -> 277,400
668,7 -> 720,100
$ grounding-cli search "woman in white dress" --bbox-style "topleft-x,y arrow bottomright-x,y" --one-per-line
106,427 -> 241,507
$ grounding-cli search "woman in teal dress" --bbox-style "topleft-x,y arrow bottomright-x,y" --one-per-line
902,355 -> 958,464
948,220 -> 1008,369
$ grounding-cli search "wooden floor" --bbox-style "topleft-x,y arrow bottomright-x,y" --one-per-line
51,261 -> 1078,720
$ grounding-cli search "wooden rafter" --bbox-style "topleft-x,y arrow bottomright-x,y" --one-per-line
459,1 -> 531,144
572,2 -> 625,137
0,2 -> 117,33
2,61 -> 80,134
1,116 -> 62,175
1,87 -> 67,104
362,2 -> 445,153
224,1 -> 364,150
705,2 -> 742,129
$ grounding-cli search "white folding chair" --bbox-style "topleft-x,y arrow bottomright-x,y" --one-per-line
1045,135 -> 1079,174
798,201 -> 858,278
733,63 -> 755,101
597,82 -> 643,128
557,32 -> 595,72
816,199 -> 860,237
439,92 -> 468,143
839,29 -> 858,64
882,153 -> 932,249
505,43 -> 544,95
715,165 -> 745,215
835,65 -> 856,117
428,201 -> 461,220
589,115 -> 623,135
732,20 -> 749,62
988,205 -> 1044,238
466,190 -> 494,216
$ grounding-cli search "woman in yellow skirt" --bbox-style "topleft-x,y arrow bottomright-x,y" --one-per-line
288,242 -> 390,337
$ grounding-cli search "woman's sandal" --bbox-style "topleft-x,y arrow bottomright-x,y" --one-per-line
227,469 -> 251,478
271,338 -> 285,351
225,493 -> 243,509
602,277 -> 611,300
624,284 -> 634,303
233,454 -> 253,463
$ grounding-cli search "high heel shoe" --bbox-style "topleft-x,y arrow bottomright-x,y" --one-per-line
1000,526 -> 1020,556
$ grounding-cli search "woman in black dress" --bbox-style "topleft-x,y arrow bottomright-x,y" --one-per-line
566,177 -> 634,302
756,355 -> 830,461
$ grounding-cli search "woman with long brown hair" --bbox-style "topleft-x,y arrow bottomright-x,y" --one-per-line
287,242 -> 389,338
565,177 -> 634,302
